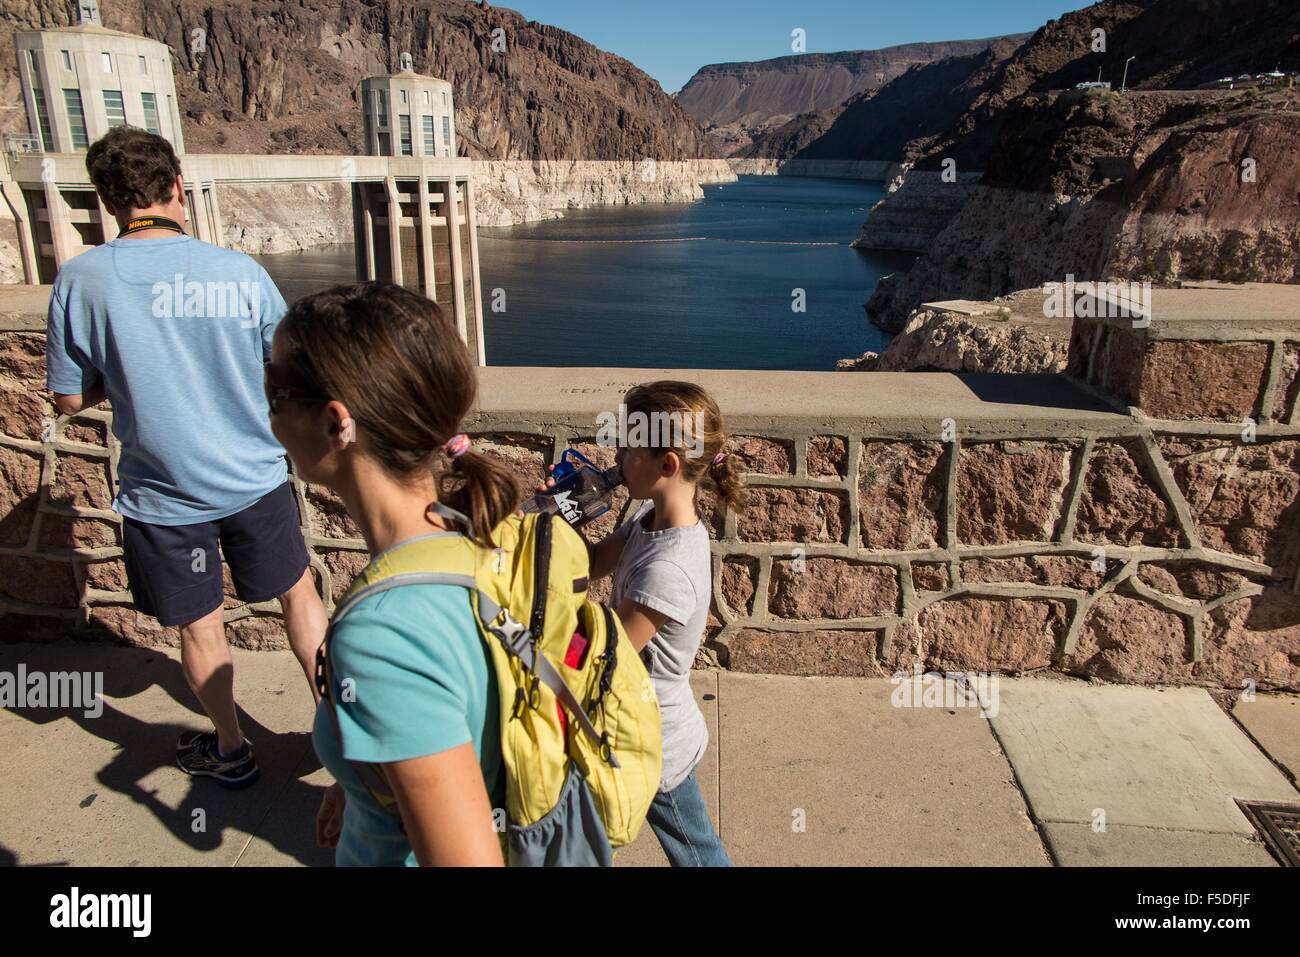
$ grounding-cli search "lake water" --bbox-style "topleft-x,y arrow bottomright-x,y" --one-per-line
256,175 -> 913,371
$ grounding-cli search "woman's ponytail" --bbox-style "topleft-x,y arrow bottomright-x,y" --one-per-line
438,448 -> 522,548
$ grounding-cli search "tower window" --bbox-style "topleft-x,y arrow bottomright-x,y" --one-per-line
103,89 -> 126,128
141,92 -> 160,134
32,86 -> 54,151
399,114 -> 412,156
64,89 -> 89,149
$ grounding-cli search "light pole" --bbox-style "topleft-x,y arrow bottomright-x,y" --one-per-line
1121,56 -> 1136,93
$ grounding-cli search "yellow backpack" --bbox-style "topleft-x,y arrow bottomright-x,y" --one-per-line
317,503 -> 663,866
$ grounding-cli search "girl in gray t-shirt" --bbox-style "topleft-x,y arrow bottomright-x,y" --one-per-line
585,381 -> 747,866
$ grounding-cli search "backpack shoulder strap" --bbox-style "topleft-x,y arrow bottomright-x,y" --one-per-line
469,587 -> 617,768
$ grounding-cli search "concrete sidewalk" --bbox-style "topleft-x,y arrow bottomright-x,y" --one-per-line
0,641 -> 1295,867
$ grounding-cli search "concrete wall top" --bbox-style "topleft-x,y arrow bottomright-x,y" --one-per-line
468,366 -> 1130,439
1076,282 -> 1300,341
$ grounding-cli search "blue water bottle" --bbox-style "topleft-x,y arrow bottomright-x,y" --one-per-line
521,448 -> 623,530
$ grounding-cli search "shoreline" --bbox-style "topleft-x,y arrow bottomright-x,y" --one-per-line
210,158 -> 739,260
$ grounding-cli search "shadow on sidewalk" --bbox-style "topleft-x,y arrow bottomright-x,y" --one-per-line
1,642 -> 331,867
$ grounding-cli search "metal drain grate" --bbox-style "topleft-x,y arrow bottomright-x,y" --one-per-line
1236,799 -> 1300,867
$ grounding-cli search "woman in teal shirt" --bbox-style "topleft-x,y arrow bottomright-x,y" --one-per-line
266,282 -> 519,866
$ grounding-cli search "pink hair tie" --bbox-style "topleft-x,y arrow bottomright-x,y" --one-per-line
712,452 -> 727,466
443,433 -> 472,458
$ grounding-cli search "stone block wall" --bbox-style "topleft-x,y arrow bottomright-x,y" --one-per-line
1067,304 -> 1300,425
642,430 -> 1294,691
3,322 -> 1299,692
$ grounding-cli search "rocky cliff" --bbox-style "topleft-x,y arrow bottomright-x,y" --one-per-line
204,158 -> 738,255
470,158 -> 736,227
861,0 -> 1300,331
749,37 -> 1025,164
851,170 -> 981,252
869,86 -> 1300,331
676,37 -> 1021,156
0,0 -> 717,161
913,0 -> 1300,174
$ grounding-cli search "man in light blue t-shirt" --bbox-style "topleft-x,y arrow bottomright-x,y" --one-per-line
47,127 -> 327,788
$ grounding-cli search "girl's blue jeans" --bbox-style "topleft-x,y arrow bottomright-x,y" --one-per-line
645,770 -> 732,867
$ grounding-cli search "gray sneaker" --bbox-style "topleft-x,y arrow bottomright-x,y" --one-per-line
176,731 -> 260,789
176,729 -> 212,753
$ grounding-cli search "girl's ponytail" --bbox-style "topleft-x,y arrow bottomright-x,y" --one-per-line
707,453 -> 748,513
623,380 -> 748,517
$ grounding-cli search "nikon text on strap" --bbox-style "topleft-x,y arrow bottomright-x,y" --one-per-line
118,215 -> 186,237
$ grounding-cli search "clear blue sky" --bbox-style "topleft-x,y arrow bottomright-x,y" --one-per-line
502,0 -> 1094,93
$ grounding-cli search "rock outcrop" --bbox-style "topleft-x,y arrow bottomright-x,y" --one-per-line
851,170 -> 982,252
217,181 -> 353,254
911,0 -> 1300,175
839,293 -> 1071,374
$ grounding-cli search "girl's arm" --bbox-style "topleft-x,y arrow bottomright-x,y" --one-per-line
588,529 -> 626,581
616,598 -> 671,653
384,744 -> 504,867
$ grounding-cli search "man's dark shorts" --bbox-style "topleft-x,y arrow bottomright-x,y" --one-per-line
122,482 -> 310,627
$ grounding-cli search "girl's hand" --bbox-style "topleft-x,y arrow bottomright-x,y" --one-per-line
515,465 -> 557,517
535,464 -> 558,495
316,782 -> 345,848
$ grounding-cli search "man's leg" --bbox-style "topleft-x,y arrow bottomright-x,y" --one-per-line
177,605 -> 243,754
220,482 -> 325,700
278,568 -> 328,700
120,514 -> 253,782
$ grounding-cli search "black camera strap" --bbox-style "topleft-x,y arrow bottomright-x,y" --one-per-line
118,215 -> 186,237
